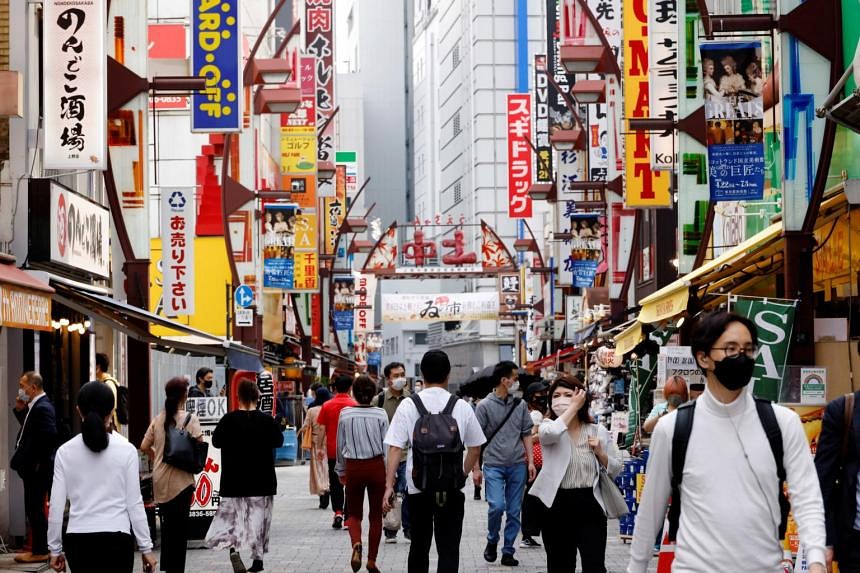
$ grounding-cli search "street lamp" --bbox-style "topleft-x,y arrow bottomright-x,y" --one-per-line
513,238 -> 539,253
317,161 -> 337,181
560,44 -> 615,74
527,181 -> 557,202
245,57 -> 293,85
253,87 -> 301,114
571,79 -> 606,104
550,128 -> 585,151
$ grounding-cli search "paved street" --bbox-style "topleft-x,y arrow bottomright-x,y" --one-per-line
173,465 -> 651,573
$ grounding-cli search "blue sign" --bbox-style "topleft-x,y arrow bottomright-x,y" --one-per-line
571,259 -> 599,288
367,352 -> 381,367
264,258 -> 294,289
234,285 -> 254,309
707,143 -> 765,201
191,0 -> 241,132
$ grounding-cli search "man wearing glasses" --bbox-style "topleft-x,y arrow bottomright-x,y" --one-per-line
628,311 -> 827,573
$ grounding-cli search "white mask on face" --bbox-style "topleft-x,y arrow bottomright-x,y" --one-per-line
508,380 -> 520,393
17,388 -> 29,402
392,377 -> 408,390
530,409 -> 544,426
551,397 -> 572,417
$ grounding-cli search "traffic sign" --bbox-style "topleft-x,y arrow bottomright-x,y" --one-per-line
234,285 -> 254,309
235,308 -> 254,327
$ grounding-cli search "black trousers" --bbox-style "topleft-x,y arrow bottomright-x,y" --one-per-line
541,488 -> 607,573
158,485 -> 194,573
66,532 -> 134,573
521,479 -> 543,538
838,529 -> 860,573
21,470 -> 50,554
407,490 -> 465,573
327,458 -> 346,515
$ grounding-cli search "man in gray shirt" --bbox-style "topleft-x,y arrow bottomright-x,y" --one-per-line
474,361 -> 536,567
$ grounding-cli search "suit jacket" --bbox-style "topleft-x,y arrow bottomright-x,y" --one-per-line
10,396 -> 58,478
814,391 -> 859,560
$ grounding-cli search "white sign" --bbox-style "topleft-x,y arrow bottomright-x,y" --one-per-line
657,346 -> 707,389
353,272 -> 377,333
799,367 -> 827,405
235,308 -> 253,327
648,0 -> 679,171
160,189 -> 195,316
189,402 -> 225,519
49,182 -> 111,278
186,397 -> 228,424
42,0 -> 107,170
381,293 -> 499,322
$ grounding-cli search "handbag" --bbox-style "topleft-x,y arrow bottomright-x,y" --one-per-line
383,494 -> 402,531
598,467 -> 629,518
163,413 -> 208,474
300,426 -> 313,450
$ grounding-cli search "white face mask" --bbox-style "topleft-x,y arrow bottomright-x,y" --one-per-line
391,377 -> 408,390
551,397 -> 572,417
17,388 -> 29,402
508,380 -> 520,393
530,410 -> 544,426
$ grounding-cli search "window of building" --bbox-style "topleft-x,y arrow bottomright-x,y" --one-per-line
453,180 -> 462,205
452,111 -> 461,137
413,331 -> 428,345
498,344 -> 515,362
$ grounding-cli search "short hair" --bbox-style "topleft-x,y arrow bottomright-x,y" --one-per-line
690,311 -> 758,374
196,367 -> 213,383
352,376 -> 377,405
237,379 -> 260,405
333,374 -> 353,394
383,362 -> 405,379
492,361 -> 518,387
22,371 -> 43,389
547,374 -> 592,424
95,353 -> 109,372
420,350 -> 450,384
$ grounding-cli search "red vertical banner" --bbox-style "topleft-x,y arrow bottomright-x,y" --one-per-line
311,293 -> 322,346
506,94 -> 533,218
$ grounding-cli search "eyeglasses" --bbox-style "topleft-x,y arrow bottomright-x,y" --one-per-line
711,343 -> 760,359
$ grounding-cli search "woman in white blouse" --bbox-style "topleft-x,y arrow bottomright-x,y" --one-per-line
528,375 -> 622,573
48,381 -> 157,573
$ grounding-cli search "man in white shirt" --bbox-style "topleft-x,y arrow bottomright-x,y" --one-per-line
628,311 -> 827,573
383,350 -> 486,573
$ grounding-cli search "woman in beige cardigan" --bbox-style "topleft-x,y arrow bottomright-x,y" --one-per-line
299,386 -> 331,508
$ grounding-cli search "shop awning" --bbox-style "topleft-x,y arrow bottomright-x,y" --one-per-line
613,321 -> 643,355
528,346 -> 583,371
0,263 -> 54,331
0,263 -> 55,294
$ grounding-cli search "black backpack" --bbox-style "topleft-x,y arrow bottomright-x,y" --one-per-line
667,397 -> 789,542
105,377 -> 130,426
410,394 -> 466,493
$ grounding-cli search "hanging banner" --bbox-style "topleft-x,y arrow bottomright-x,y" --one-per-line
353,272 -> 377,334
190,0 -> 240,132
333,275 -> 355,331
729,296 -> 797,402
161,189 -> 196,316
506,94 -> 533,218
322,165 -> 347,256
305,0 -> 336,198
262,204 -> 318,291
381,293 -> 499,322
700,42 -> 765,201
647,0 -> 679,171
534,55 -> 553,183
558,209 -> 604,288
656,346 -> 707,388
42,0 -> 108,170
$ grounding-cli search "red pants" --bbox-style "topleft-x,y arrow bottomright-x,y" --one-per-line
344,456 -> 386,561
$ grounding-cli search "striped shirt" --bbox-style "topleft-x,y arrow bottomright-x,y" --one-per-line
560,425 -> 598,489
335,406 -> 389,476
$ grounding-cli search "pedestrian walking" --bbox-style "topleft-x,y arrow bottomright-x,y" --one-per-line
318,375 -> 358,529
205,378 -> 284,573
473,361 -> 536,567
374,361 -> 411,543
519,380 -> 549,549
188,367 -> 214,398
95,352 -> 123,431
627,311 -> 827,572
815,386 -> 859,572
383,350 -> 486,573
641,375 -> 689,434
141,376 -> 204,573
336,376 -> 389,573
47,382 -> 157,573
11,371 -> 58,564
299,386 -> 332,509
528,375 -> 621,573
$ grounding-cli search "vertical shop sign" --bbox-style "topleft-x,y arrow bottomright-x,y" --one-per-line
623,0 -> 672,207
280,56 -> 318,209
190,0 -> 240,132
648,0 -> 678,171
610,203 -> 636,285
305,0 -> 336,198
333,275 -> 355,331
323,165 -> 347,255
507,94 -> 533,218
534,56 -> 553,183
42,0 -> 107,170
262,204 -> 318,291
353,272 -> 376,334
557,210 -> 603,288
700,42 -> 766,201
161,189 -> 196,316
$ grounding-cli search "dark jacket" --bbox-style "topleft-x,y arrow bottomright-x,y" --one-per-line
212,410 -> 284,497
10,396 -> 58,478
814,391 -> 859,561
188,386 -> 207,398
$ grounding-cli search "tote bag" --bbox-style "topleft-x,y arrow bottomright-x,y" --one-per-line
164,413 -> 208,474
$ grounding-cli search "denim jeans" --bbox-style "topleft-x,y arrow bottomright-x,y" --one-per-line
483,462 -> 527,556
385,459 -> 411,537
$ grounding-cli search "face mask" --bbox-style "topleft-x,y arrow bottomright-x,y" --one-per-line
530,396 -> 547,414
17,388 -> 29,402
203,380 -> 213,389
391,377 -> 408,390
552,397 -> 572,417
508,380 -> 520,393
712,353 -> 756,391
530,410 -> 544,426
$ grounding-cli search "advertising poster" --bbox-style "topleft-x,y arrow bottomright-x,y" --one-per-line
656,346 -> 707,389
700,42 -> 766,201
262,204 -> 317,291
161,189 -> 196,316
799,367 -> 827,405
333,275 -> 355,331
186,397 -> 227,532
506,94 -> 533,218
558,210 -> 603,288
499,272 -> 521,313
281,55 -> 317,209
381,293 -> 499,322
534,55 -> 553,183
305,0 -> 336,197
191,0 -> 240,132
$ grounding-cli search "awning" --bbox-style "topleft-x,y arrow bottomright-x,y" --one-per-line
0,263 -> 54,331
528,346 -> 583,371
0,263 -> 55,294
613,321 -> 643,355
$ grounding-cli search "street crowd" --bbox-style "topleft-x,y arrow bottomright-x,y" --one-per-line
7,312 -> 860,572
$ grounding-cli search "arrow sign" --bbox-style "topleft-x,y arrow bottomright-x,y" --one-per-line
234,285 -> 254,309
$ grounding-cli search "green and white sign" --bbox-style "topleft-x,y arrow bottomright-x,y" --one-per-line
799,367 -> 827,405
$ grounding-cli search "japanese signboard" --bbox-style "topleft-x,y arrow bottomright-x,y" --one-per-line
262,203 -> 318,291
610,202 -> 636,286
191,0 -> 241,132
656,346 -> 707,389
189,424 -> 222,521
280,56 -> 318,209
381,293 -> 500,323
648,0 -> 678,171
0,284 -> 52,331
305,0 -> 336,198
700,42 -> 766,201
506,94 -> 533,218
586,0 -> 623,182
42,0 -> 107,169
161,189 -> 196,316
322,165 -> 347,256
623,0 -> 672,207
186,397 -> 228,425
333,275 -> 355,331
499,273 -> 521,313
534,55 -> 553,183
353,272 -> 377,334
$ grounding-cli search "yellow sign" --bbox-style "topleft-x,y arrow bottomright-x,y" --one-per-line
322,165 -> 347,255
0,284 -> 52,331
813,210 -> 860,291
292,250 -> 319,291
295,212 -> 318,251
623,0 -> 672,208
614,321 -> 644,355
280,126 -> 317,174
638,287 -> 689,324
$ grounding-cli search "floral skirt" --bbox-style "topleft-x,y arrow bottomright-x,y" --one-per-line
204,496 -> 274,560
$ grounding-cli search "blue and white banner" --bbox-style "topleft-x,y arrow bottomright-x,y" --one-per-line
191,0 -> 241,132
701,41 -> 765,201
333,275 -> 355,331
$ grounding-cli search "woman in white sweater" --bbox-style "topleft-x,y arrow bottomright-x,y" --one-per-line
48,382 -> 157,573
528,375 -> 622,573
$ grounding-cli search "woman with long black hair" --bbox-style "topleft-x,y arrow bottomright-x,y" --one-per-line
48,381 -> 157,573
141,377 -> 203,573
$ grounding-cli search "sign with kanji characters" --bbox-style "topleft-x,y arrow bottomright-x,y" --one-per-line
648,0 -> 679,171
586,0 -> 623,182
381,293 -> 499,322
322,165 -> 347,256
161,189 -> 196,316
499,273 -> 522,312
700,42 -> 766,201
42,0 -> 107,169
280,56 -> 318,209
262,203 -> 318,291
506,94 -> 533,218
190,0 -> 240,132
534,55 -> 553,183
305,0 -> 336,198
280,127 -> 317,173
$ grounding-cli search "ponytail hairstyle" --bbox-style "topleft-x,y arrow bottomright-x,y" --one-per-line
164,376 -> 189,432
77,381 -> 116,452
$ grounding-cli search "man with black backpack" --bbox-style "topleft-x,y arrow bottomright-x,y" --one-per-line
383,350 -> 486,573
628,311 -> 827,573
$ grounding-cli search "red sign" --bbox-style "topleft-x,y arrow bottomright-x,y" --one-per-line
506,94 -> 533,218
150,96 -> 189,110
148,24 -> 186,59
311,293 -> 322,346
281,55 -> 317,128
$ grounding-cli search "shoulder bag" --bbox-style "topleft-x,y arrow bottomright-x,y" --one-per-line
591,426 -> 628,518
164,413 -> 208,474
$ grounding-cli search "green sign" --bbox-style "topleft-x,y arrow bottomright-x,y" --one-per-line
335,150 -> 357,163
730,296 -> 797,402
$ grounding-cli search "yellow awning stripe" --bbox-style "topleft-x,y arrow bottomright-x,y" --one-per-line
613,321 -> 643,355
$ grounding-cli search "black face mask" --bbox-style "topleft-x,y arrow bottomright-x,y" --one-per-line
530,396 -> 547,414
712,353 -> 756,391
203,380 -> 213,389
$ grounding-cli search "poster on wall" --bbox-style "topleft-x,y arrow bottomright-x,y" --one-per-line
190,0 -> 240,132
506,94 -> 533,218
333,275 -> 355,331
656,346 -> 707,389
262,204 -> 318,291
700,41 -> 765,201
